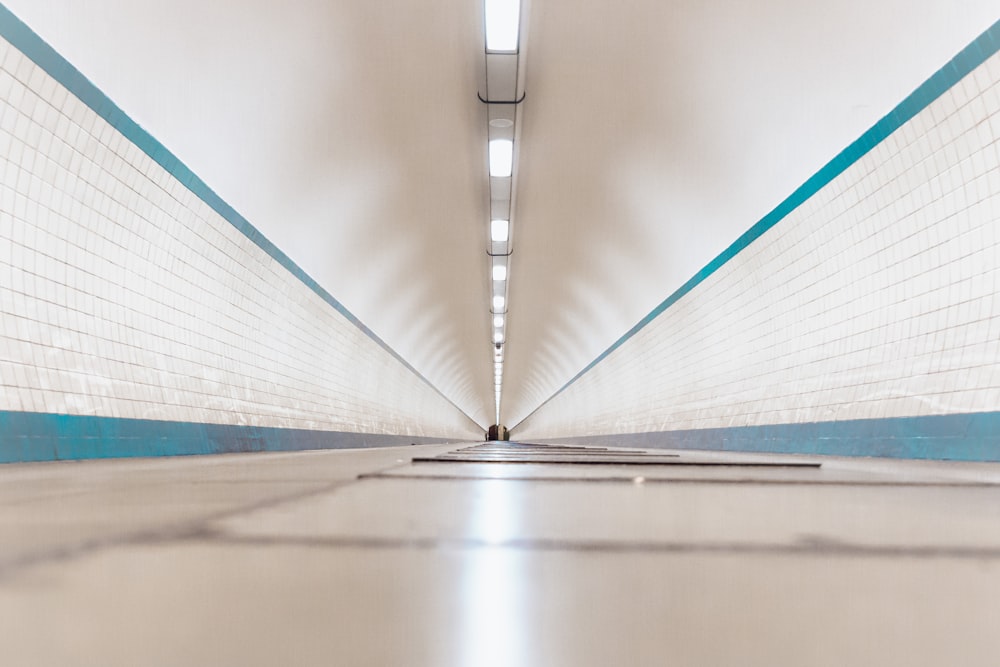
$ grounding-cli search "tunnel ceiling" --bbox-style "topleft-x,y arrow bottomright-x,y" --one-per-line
5,0 -> 998,429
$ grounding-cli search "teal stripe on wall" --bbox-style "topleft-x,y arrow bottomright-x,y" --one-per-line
516,18 -> 1000,429
0,411 -> 465,463
0,2 -> 476,429
535,411 -> 1000,462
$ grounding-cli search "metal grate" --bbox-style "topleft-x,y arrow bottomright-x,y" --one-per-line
413,442 -> 821,467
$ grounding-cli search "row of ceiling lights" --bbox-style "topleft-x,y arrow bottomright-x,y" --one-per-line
482,0 -> 522,426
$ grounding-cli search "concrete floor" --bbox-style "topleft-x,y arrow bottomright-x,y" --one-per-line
2,442 -> 1000,666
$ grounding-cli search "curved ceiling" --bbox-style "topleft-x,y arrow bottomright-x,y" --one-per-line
5,0 -> 998,428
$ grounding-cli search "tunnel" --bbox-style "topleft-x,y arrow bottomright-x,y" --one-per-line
2,1 -> 1000,664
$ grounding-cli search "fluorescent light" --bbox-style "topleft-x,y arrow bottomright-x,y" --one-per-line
493,314 -> 504,327
484,0 -> 520,51
493,295 -> 505,310
489,140 -> 513,177
492,265 -> 507,281
491,219 -> 509,242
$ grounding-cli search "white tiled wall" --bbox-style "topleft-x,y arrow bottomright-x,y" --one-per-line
0,35 -> 479,439
517,51 -> 1000,440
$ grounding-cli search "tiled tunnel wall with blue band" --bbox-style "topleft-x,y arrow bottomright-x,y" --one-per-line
0,6 -> 480,462
1,3 -> 1000,462
516,21 -> 1000,461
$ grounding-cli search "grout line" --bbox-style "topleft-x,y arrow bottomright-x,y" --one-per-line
193,533 -> 1000,561
0,476 -> 364,579
0,442 -> 469,577
355,472 -> 1000,487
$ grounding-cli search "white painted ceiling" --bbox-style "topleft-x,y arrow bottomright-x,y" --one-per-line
6,0 -> 998,429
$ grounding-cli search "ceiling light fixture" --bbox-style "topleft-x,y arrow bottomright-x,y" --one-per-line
489,139 -> 513,177
484,0 -> 520,52
493,295 -> 505,310
492,265 -> 507,281
491,219 -> 509,242
493,314 -> 504,327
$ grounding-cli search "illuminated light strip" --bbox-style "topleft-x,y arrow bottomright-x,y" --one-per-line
482,0 -> 524,429
488,139 -> 514,177
484,0 -> 520,51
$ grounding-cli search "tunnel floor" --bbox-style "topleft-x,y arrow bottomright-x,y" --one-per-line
2,441 -> 1000,665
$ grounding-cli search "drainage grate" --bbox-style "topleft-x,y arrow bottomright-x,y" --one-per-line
413,442 -> 821,467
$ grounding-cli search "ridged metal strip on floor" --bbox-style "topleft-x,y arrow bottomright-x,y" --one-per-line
412,442 -> 821,467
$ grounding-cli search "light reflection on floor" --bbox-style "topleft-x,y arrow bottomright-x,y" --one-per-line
459,480 -> 528,667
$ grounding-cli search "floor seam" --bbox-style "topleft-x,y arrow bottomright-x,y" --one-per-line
184,532 -> 1000,560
